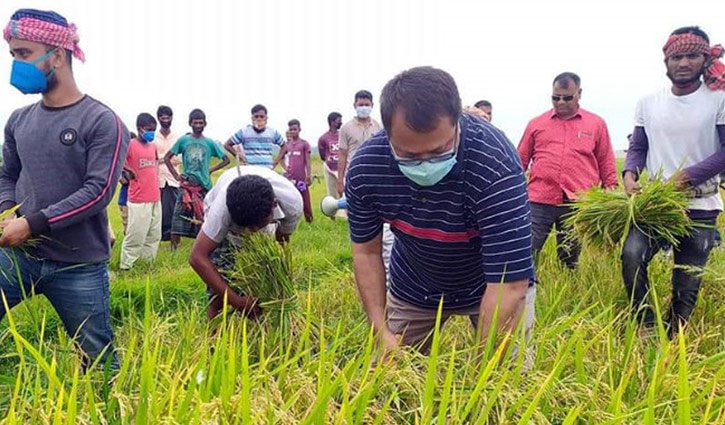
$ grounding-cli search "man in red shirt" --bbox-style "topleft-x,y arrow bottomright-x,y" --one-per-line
120,113 -> 162,270
273,119 -> 313,223
318,112 -> 342,200
518,72 -> 618,269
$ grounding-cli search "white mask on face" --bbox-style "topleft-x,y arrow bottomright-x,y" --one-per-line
356,106 -> 372,119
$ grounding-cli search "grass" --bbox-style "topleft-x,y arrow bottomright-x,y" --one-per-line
0,158 -> 724,424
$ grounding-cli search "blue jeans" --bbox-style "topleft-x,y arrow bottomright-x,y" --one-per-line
0,248 -> 116,369
621,218 -> 716,333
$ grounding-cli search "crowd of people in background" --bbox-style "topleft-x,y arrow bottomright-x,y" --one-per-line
0,7 -> 724,369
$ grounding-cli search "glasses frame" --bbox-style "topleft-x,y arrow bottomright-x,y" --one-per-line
551,94 -> 575,102
390,125 -> 460,167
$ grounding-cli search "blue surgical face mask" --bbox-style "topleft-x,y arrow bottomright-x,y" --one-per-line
141,131 -> 155,142
397,156 -> 457,186
10,49 -> 57,94
392,126 -> 459,186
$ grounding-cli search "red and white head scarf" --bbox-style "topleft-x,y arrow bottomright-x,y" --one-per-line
3,9 -> 85,63
663,32 -> 725,91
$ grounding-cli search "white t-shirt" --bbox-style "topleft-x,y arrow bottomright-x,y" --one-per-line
635,84 -> 725,211
201,166 -> 303,243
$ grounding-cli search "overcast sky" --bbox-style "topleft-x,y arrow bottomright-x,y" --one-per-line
1,0 -> 723,150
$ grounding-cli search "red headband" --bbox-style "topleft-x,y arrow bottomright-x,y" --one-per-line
663,33 -> 724,91
4,16 -> 85,63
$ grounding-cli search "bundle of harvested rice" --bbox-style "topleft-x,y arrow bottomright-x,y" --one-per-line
223,232 -> 298,312
564,177 -> 695,251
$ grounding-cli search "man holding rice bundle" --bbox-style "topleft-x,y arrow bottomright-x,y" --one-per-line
622,26 -> 725,336
189,166 -> 303,319
0,9 -> 130,368
518,72 -> 619,269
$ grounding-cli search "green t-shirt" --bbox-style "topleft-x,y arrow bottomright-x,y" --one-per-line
169,135 -> 226,190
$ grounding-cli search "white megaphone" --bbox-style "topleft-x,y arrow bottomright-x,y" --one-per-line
320,196 -> 347,218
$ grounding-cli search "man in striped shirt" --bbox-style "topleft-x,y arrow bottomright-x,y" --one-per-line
347,66 -> 535,356
224,104 -> 285,168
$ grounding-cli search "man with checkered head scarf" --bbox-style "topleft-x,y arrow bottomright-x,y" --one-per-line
0,9 -> 130,369
622,26 -> 725,339
662,27 -> 725,92
4,9 -> 85,96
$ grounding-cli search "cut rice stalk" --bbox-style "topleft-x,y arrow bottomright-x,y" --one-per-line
223,232 -> 298,313
564,176 -> 696,251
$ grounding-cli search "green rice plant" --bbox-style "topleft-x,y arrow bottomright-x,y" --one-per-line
2,246 -> 725,424
223,232 -> 298,313
1,158 -> 724,424
565,175 -> 695,251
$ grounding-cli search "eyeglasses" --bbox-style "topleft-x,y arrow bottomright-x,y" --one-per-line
551,95 -> 575,102
253,114 -> 267,119
390,126 -> 459,166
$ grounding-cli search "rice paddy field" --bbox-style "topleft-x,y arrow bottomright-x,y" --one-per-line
1,157 -> 725,424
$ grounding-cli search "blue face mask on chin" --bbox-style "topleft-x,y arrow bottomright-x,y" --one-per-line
10,50 -> 57,95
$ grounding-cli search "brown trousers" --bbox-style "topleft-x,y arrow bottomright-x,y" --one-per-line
386,286 -> 536,365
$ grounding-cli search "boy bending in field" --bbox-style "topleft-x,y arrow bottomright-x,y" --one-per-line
189,166 -> 303,319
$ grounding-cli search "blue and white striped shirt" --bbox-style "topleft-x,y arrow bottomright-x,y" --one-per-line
230,125 -> 285,168
346,114 -> 534,309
